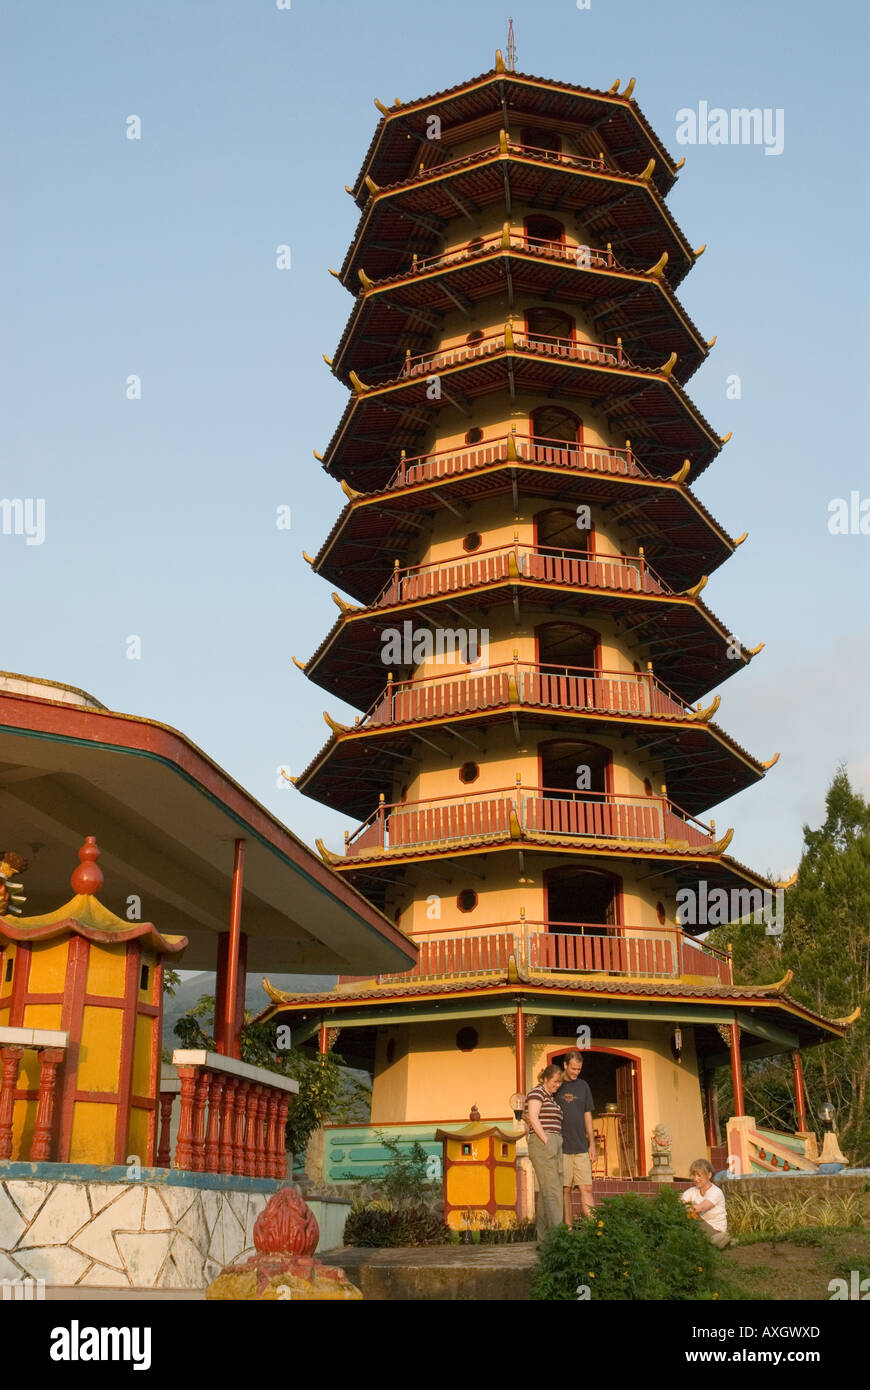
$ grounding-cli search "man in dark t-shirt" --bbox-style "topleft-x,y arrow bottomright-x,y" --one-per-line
555,1051 -> 596,1221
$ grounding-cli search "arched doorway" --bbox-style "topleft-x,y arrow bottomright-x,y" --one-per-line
539,736 -> 611,796
530,405 -> 582,446
531,736 -> 615,841
544,864 -> 622,930
524,214 -> 565,250
536,621 -> 599,672
534,506 -> 594,556
547,1044 -> 644,1177
526,306 -> 575,353
521,127 -> 561,155
530,622 -> 601,714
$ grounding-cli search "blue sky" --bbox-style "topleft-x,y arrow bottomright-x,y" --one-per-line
2,0 -> 868,881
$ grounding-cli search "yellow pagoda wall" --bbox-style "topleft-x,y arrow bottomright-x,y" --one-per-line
368,1019 -> 706,1177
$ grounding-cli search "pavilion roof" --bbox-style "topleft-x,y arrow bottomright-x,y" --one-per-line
0,678 -> 415,976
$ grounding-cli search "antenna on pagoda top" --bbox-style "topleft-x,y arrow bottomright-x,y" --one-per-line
506,17 -> 516,71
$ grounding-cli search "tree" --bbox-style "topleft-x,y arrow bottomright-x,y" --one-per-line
710,768 -> 869,1163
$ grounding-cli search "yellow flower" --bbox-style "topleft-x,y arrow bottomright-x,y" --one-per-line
712,1292 -> 719,1300
589,1272 -> 595,1278
597,1220 -> 604,1227
698,1266 -> 703,1272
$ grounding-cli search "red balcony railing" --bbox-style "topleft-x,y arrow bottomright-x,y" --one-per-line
369,922 -> 731,985
399,230 -> 623,280
367,327 -> 634,388
384,139 -> 612,195
363,661 -> 690,729
385,433 -> 646,490
166,1050 -> 297,1179
373,541 -> 669,608
343,786 -> 715,858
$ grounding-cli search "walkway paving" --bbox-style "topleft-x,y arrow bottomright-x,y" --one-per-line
320,1241 -> 538,1300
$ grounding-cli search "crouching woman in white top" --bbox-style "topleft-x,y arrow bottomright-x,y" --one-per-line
681,1158 -> 733,1249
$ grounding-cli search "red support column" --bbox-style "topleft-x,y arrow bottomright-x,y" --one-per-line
175,1065 -> 197,1170
31,1047 -> 64,1161
204,1074 -> 225,1173
515,1002 -> 526,1096
232,1080 -> 249,1176
265,1092 -> 280,1178
215,839 -> 246,1060
730,1020 -> 745,1117
0,1046 -> 24,1159
274,1095 -> 290,1180
218,1079 -> 236,1174
251,1085 -> 267,1178
317,1021 -> 328,1062
156,1091 -> 175,1168
191,1070 -> 210,1171
703,1070 -> 717,1147
792,1049 -> 808,1131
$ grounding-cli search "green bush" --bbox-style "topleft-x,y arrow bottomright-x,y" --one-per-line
532,1188 -> 724,1301
343,1203 -> 450,1248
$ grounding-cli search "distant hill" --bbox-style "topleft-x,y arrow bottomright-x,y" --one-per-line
163,971 -> 336,1049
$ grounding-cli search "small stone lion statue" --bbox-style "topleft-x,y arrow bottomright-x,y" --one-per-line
651,1123 -> 672,1155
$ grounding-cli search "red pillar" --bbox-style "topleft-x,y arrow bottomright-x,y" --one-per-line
0,1046 -> 24,1159
204,1074 -> 225,1173
156,1091 -> 175,1168
730,1020 -> 745,1117
792,1049 -> 808,1131
175,1065 -> 197,1170
215,839 -> 246,1060
214,930 -> 248,1057
515,1002 -> 526,1095
31,1047 -> 64,1161
703,1069 -> 716,1147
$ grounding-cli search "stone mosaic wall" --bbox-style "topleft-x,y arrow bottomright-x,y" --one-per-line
0,1176 -> 269,1289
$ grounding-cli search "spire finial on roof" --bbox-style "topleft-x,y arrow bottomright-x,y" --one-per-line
507,17 -> 516,72
71,835 -> 103,896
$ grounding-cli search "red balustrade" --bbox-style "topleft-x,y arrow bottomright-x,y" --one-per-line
0,1034 -> 68,1162
525,793 -> 664,842
526,549 -> 664,594
168,1051 -> 296,1179
387,794 -> 515,849
362,923 -> 729,985
374,542 -> 670,609
391,433 -> 644,490
363,663 -> 688,730
392,328 -> 634,386
343,787 -> 713,859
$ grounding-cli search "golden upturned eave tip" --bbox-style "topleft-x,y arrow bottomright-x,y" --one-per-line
831,1006 -> 861,1027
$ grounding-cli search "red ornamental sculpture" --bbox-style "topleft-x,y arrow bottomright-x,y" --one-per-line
253,1184 -> 319,1257
206,1187 -> 362,1300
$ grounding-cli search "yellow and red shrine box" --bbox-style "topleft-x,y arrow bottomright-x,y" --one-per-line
0,837 -> 186,1166
434,1122 -> 519,1229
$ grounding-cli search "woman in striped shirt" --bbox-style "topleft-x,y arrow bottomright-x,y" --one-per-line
526,1064 -> 565,1242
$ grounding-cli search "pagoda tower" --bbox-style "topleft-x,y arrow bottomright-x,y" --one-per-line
265,58 -> 848,1182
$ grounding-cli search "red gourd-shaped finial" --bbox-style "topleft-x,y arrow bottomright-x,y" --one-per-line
71,836 -> 103,896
